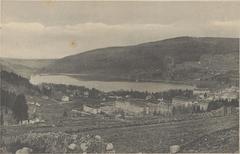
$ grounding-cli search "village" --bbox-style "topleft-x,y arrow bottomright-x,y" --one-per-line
17,83 -> 239,127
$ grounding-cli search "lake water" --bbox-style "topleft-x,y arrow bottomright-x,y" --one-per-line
30,75 -> 194,92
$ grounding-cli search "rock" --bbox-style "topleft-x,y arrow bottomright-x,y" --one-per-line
169,145 -> 180,153
16,147 -> 33,154
106,143 -> 114,151
0,146 -> 10,154
95,135 -> 101,140
188,149 -> 195,153
68,143 -> 77,150
80,143 -> 88,152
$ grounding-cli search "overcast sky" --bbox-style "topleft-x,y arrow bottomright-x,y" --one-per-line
1,1 -> 240,59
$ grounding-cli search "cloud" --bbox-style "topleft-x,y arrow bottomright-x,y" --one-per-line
211,20 -> 240,29
2,21 -> 239,59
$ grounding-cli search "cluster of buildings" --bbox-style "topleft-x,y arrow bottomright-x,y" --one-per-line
75,86 -> 238,118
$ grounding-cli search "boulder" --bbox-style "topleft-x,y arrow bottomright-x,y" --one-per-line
169,145 -> 180,153
72,134 -> 78,140
106,143 -> 114,151
16,147 -> 33,154
80,143 -> 88,152
95,135 -> 101,141
68,143 -> 77,150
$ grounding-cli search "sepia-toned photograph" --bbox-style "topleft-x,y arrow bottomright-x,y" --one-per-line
0,1 -> 239,153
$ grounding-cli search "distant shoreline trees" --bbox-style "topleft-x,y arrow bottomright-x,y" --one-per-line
110,89 -> 194,102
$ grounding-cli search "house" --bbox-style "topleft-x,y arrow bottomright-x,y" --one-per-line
109,95 -> 123,100
146,102 -> 173,116
219,92 -> 238,101
114,101 -> 145,115
193,88 -> 210,96
100,105 -> 117,115
21,117 -> 45,125
157,98 -> 164,102
197,101 -> 209,111
83,91 -> 89,97
172,97 -> 194,107
172,97 -> 195,114
27,101 -> 35,105
83,105 -> 101,114
125,95 -> 131,98
62,96 -> 70,102
145,94 -> 155,101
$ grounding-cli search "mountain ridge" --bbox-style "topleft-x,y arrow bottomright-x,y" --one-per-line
40,36 -> 239,81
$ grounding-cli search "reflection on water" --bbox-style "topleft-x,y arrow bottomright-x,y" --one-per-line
30,75 -> 194,92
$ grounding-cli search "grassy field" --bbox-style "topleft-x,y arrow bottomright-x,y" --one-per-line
78,114 -> 239,153
182,126 -> 239,153
2,114 -> 238,153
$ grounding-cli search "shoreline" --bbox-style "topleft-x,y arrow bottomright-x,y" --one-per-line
36,73 -> 194,86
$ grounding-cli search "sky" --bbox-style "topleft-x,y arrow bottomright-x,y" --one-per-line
1,1 -> 240,59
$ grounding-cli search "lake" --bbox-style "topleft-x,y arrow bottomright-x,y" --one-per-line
30,74 -> 194,92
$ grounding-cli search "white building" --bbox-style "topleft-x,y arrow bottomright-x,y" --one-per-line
172,97 -> 194,107
114,101 -> 144,114
83,91 -> 89,97
193,88 -> 210,96
62,96 -> 70,102
146,102 -> 173,116
83,105 -> 101,114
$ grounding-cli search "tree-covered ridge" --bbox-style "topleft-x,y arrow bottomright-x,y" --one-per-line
1,70 -> 32,88
41,37 -> 239,81
0,70 -> 40,94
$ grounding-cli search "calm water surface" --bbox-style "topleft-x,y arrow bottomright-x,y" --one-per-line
30,75 -> 194,92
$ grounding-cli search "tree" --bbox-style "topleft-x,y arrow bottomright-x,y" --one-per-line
204,92 -> 207,98
63,110 -> 68,118
12,94 -> 28,123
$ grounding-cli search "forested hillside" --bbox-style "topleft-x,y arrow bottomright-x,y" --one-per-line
41,37 -> 239,81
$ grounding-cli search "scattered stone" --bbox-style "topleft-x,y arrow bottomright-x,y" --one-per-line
170,145 -> 180,153
80,143 -> 88,152
0,146 -> 10,154
68,143 -> 77,150
16,147 -> 33,154
106,143 -> 114,151
95,135 -> 101,141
